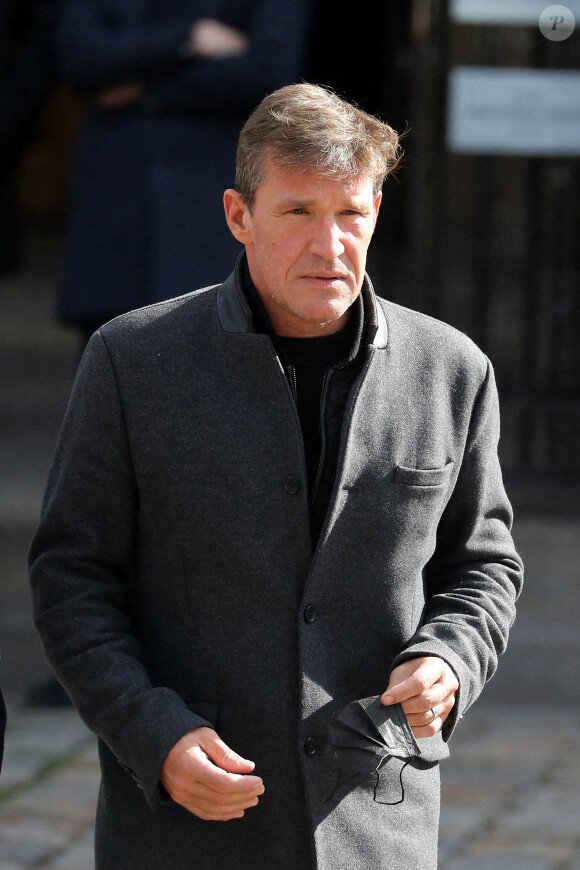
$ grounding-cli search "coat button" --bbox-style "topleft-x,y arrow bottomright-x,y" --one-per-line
304,737 -> 317,756
303,605 -> 316,623
283,475 -> 301,494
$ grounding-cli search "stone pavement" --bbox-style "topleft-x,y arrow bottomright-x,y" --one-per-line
439,705 -> 580,868
1,228 -> 579,868
0,705 -> 97,870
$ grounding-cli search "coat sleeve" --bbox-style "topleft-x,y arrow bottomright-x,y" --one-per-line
143,0 -> 313,114
390,358 -> 523,737
56,0 -> 190,92
29,332 -> 213,809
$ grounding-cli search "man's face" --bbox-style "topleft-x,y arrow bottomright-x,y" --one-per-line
224,158 -> 381,337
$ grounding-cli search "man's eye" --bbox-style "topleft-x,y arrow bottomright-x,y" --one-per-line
288,208 -> 307,215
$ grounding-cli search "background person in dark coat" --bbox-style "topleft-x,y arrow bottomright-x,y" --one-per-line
55,0 -> 312,344
0,0 -> 59,275
30,85 -> 523,868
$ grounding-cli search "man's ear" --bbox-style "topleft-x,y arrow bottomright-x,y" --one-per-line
223,189 -> 253,244
373,191 -> 382,223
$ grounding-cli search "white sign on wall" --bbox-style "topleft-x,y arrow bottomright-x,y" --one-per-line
450,0 -> 580,25
447,67 -> 580,156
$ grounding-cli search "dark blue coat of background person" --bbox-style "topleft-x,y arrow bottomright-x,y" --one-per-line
0,0 -> 59,275
55,0 -> 312,334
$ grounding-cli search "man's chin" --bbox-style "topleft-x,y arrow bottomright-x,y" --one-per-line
295,303 -> 352,334
297,286 -> 357,317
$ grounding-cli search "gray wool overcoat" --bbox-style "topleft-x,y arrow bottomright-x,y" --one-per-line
29,257 -> 523,870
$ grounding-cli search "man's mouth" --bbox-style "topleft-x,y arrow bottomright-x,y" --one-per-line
303,272 -> 347,282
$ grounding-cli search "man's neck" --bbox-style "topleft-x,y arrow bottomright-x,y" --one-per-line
240,258 -> 364,367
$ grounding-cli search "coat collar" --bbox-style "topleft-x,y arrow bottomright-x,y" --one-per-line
216,252 -> 387,350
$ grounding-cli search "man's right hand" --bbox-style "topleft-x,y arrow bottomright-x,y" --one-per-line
160,727 -> 264,820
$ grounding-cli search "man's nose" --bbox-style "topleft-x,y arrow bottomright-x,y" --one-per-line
309,218 -> 345,260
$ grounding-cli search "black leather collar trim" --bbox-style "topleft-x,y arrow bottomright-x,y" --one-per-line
216,252 -> 254,333
362,273 -> 387,349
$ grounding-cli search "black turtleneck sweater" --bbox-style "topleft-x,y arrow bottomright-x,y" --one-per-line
241,263 -> 366,549
277,325 -> 356,495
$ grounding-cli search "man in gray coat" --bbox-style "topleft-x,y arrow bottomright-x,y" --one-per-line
29,84 -> 523,869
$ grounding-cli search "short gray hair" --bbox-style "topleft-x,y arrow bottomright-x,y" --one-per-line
236,83 -> 402,211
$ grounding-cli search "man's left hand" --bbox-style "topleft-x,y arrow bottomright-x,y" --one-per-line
381,656 -> 458,739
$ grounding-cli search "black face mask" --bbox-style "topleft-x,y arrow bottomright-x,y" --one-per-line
321,695 -> 443,805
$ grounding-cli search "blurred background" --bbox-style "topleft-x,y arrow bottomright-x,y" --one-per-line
1,0 -> 579,867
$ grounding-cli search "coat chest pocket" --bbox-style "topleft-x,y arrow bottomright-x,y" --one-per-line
392,462 -> 454,488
